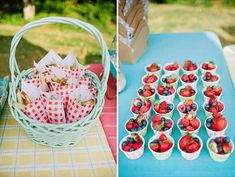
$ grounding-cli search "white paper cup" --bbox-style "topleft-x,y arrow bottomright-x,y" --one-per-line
200,62 -> 217,75
151,116 -> 174,135
152,100 -> 174,118
202,101 -> 225,118
201,87 -> 222,102
201,74 -> 220,87
141,73 -> 159,88
163,62 -> 180,76
207,135 -> 234,162
137,86 -> 156,103
204,118 -> 228,137
124,117 -> 148,137
148,134 -> 175,160
160,73 -> 179,89
120,134 -> 145,160
177,134 -> 203,160
130,105 -> 151,119
156,90 -> 176,102
177,85 -> 197,102
180,75 -> 199,88
182,66 -> 199,75
145,64 -> 162,78
177,117 -> 201,135
177,101 -> 198,118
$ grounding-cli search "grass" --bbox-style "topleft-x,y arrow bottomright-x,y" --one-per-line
148,3 -> 235,46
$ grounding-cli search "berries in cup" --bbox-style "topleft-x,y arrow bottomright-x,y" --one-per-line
177,85 -> 197,101
201,72 -> 220,87
145,63 -> 162,77
182,60 -> 198,74
201,61 -> 217,75
204,112 -> 227,137
137,85 -> 156,102
207,135 -> 234,162
163,62 -> 180,76
157,85 -> 176,102
178,134 -> 203,160
131,98 -> 151,119
177,99 -> 198,117
203,97 -> 225,118
161,74 -> 178,88
151,114 -> 174,135
177,113 -> 201,135
120,133 -> 145,160
181,73 -> 198,88
153,100 -> 174,118
148,134 -> 174,160
125,115 -> 148,136
142,74 -> 159,88
202,85 -> 222,102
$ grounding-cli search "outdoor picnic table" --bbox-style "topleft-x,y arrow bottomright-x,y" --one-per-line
0,64 -> 116,177
119,32 -> 235,177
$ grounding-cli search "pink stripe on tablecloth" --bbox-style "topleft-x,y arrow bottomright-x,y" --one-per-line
89,64 -> 117,162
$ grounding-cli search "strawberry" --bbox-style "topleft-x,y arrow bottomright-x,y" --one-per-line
190,118 -> 200,129
183,60 -> 197,71
214,117 -> 227,131
180,89 -> 191,97
179,135 -> 192,150
126,122 -> 133,131
179,86 -> 195,97
139,105 -> 149,114
131,98 -> 151,115
178,104 -> 186,113
186,125 -> 195,131
143,85 -> 151,90
168,87 -> 175,94
186,141 -> 200,153
150,143 -> 160,152
152,114 -> 161,122
181,118 -> 190,127
148,63 -> 160,72
144,74 -> 157,83
122,145 -> 130,152
143,90 -> 152,97
154,104 -> 159,112
145,99 -> 151,108
157,85 -> 165,95
161,101 -> 168,108
207,61 -> 216,70
159,134 -> 167,141
159,109 -> 168,114
222,143 -> 232,153
160,141 -> 172,152
185,99 -> 193,106
162,75 -> 177,84
202,72 -> 218,82
165,119 -> 173,128
181,74 -> 188,82
217,102 -> 224,111
133,143 -> 142,150
214,86 -> 222,96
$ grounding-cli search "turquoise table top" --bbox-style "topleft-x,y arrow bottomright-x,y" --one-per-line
118,32 -> 235,177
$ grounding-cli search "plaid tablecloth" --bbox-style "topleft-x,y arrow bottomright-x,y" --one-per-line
0,105 -> 116,177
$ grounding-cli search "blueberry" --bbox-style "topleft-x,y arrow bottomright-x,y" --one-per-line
139,122 -> 143,127
194,76 -> 197,81
127,137 -> 132,142
122,141 -> 127,146
203,91 -> 207,95
192,137 -> 199,143
161,117 -> 166,122
137,102 -> 142,108
168,104 -> 174,110
203,76 -> 207,80
138,127 -> 142,131
163,127 -> 169,131
134,110 -> 139,114
158,140 -> 162,144
192,103 -> 197,109
141,125 -> 146,129
218,144 -> 223,153
186,106 -> 191,112
164,90 -> 168,95
138,89 -> 143,94
212,86 -> 215,89
164,87 -> 169,91
207,118 -> 213,123
142,120 -> 147,126
190,89 -> 195,94
152,139 -> 158,143
214,137 -> 221,144
165,119 -> 170,125
206,122 -> 212,129
151,88 -> 155,93
212,101 -> 217,106
162,78 -> 167,83
131,128 -> 136,132
182,127 -> 186,131
224,136 -> 230,144
179,122 -> 184,129
206,76 -> 211,80
130,147 -> 135,152
205,104 -> 210,111
129,118 -> 134,122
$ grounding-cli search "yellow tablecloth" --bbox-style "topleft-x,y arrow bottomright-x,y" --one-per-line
0,105 -> 116,177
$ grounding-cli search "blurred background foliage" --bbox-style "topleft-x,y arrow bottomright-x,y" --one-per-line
0,0 -> 116,76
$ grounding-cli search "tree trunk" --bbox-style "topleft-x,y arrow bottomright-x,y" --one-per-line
23,0 -> 35,20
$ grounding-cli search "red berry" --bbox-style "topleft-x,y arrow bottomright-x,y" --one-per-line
160,141 -> 172,152
186,141 -> 200,153
179,135 -> 192,150
159,134 -> 167,141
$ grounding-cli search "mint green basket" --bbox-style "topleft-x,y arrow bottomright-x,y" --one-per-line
8,17 -> 110,147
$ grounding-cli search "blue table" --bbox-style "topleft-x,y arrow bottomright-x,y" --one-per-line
118,32 -> 235,177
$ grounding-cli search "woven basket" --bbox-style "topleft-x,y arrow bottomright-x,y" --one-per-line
8,17 -> 110,147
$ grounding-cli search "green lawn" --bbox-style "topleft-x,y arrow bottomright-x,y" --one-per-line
148,3 -> 235,46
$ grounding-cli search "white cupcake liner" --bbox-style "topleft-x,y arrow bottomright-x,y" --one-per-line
207,135 -> 234,162
141,73 -> 159,88
137,86 -> 156,103
151,116 -> 174,135
153,100 -> 174,118
200,63 -> 217,75
201,87 -> 222,102
177,117 -> 201,135
204,118 -> 228,137
124,117 -> 149,137
157,90 -> 176,102
163,62 -> 180,76
177,86 -> 197,102
120,134 -> 145,160
145,64 -> 162,78
202,101 -> 225,118
180,75 -> 199,88
182,66 -> 199,75
177,134 -> 203,160
130,105 -> 151,119
201,74 -> 220,87
177,101 -> 198,118
160,73 -> 179,89
148,134 -> 175,160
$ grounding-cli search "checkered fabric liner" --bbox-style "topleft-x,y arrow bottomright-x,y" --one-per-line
0,105 -> 116,177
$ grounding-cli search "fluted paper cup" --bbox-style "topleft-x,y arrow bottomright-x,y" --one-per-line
201,74 -> 220,87
202,101 -> 225,118
200,62 -> 217,75
124,117 -> 148,137
182,66 -> 199,75
201,87 -> 222,102
157,90 -> 176,103
145,64 -> 162,78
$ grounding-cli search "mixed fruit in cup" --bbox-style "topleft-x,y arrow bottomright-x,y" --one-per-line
181,73 -> 198,88
177,99 -> 198,117
203,98 -> 224,118
207,135 -> 234,162
202,85 -> 222,102
182,60 -> 198,74
177,85 -> 197,101
151,114 -> 174,135
125,115 -> 148,136
205,112 -> 227,137
201,61 -> 217,74
138,85 -> 156,102
157,85 -> 176,102
161,74 -> 178,88
201,72 -> 220,87
177,113 -> 201,135
142,74 -> 158,87
131,98 -> 151,119
145,63 -> 162,77
163,62 -> 180,76
153,100 -> 174,117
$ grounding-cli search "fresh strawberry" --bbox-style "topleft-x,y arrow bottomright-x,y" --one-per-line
202,72 -> 218,82
126,122 -> 133,131
157,85 -> 175,96
140,105 -> 149,114
143,85 -> 151,90
186,141 -> 200,153
143,74 -> 158,84
214,117 -> 227,131
122,145 -> 130,152
147,63 -> 160,72
214,86 -> 222,96
190,118 -> 200,129
181,118 -> 190,127
165,62 -> 179,71
202,61 -> 216,70
162,75 -> 177,84
223,143 -> 232,153
131,98 -> 151,115
154,101 -> 174,115
157,85 -> 165,95
183,60 -> 197,71
160,141 -> 172,152
150,143 -> 160,152
152,114 -> 161,122
186,126 -> 195,131
180,89 -> 191,97
179,135 -> 192,150
179,85 -> 195,97
149,134 -> 173,153
159,134 -> 167,141
178,104 -> 186,113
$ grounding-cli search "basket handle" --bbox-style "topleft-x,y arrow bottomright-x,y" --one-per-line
9,17 -> 110,99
